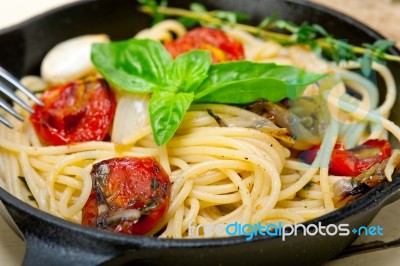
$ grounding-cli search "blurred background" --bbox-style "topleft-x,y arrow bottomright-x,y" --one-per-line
313,0 -> 400,47
0,0 -> 399,46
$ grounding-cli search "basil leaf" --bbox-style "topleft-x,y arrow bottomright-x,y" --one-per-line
91,39 -> 173,93
149,91 -> 194,145
171,50 -> 212,92
195,78 -> 297,104
194,61 -> 327,103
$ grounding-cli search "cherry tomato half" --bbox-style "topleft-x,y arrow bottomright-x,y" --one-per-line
82,157 -> 171,235
30,79 -> 116,145
164,27 -> 245,63
300,139 -> 392,176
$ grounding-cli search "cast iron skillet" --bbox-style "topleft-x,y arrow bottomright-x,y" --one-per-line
1,0 -> 400,265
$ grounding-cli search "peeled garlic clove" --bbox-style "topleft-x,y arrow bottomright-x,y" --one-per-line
41,34 -> 110,84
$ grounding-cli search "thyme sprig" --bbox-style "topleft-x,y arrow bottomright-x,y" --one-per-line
139,1 -> 400,76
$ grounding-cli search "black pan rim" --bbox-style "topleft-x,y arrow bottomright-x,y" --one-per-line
0,0 -> 400,248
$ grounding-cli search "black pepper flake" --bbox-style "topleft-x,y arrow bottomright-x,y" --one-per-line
303,181 -> 315,190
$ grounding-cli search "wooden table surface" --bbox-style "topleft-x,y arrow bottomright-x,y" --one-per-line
0,1 -> 400,265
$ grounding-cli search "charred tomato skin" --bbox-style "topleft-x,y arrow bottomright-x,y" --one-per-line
30,78 -> 116,146
300,139 -> 392,176
82,157 -> 171,235
164,27 -> 245,63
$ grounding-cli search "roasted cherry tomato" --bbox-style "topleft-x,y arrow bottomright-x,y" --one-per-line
82,157 -> 171,235
300,139 -> 391,176
164,27 -> 245,63
30,78 -> 116,145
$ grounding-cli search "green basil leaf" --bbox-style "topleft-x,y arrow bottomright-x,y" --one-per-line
170,50 -> 212,92
91,39 -> 173,93
260,65 -> 327,85
194,78 -> 298,104
149,91 -> 194,145
194,61 -> 327,103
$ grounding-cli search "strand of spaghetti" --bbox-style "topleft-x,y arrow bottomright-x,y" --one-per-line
251,161 -> 281,223
284,160 -> 311,171
209,206 -> 244,226
237,137 -> 286,170
194,183 -> 238,194
135,19 -> 187,41
57,166 -> 92,218
56,175 -> 82,189
47,151 -> 116,213
339,71 -> 378,108
9,153 -> 21,198
281,174 -> 301,184
29,157 -> 54,172
176,154 -> 219,164
149,180 -> 193,235
250,167 -> 263,202
170,160 -> 252,199
222,169 -> 252,224
169,135 -> 284,170
0,138 -> 114,155
258,166 -> 272,198
182,197 -> 200,232
325,92 -> 400,142
385,150 -> 400,182
263,209 -> 305,223
170,145 -> 282,224
159,144 -> 171,174
317,116 -> 338,210
278,199 -> 323,208
192,170 -> 228,185
318,168 -> 335,210
19,152 -> 40,203
338,62 -> 396,118
159,213 -> 175,238
178,126 -> 285,146
297,189 -> 324,200
372,63 -> 396,117
178,112 -> 216,130
172,205 -> 185,238
57,187 -> 76,221
190,189 -> 241,204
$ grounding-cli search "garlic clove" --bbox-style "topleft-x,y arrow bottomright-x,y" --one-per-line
41,34 -> 110,84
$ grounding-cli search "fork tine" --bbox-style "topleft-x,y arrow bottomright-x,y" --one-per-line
0,114 -> 13,128
0,66 -> 44,106
0,83 -> 34,113
0,97 -> 24,121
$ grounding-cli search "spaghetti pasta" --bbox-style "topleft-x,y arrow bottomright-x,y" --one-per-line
0,19 -> 399,239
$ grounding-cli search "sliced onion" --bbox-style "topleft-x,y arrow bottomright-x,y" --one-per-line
106,209 -> 141,225
220,115 -> 293,144
111,93 -> 150,145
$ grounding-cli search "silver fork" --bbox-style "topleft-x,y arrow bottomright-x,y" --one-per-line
0,66 -> 44,128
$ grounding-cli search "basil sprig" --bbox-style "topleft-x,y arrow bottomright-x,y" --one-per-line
91,39 -> 326,146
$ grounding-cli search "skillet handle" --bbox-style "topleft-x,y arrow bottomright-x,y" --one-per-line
0,193 -> 117,266
22,233 -> 111,266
